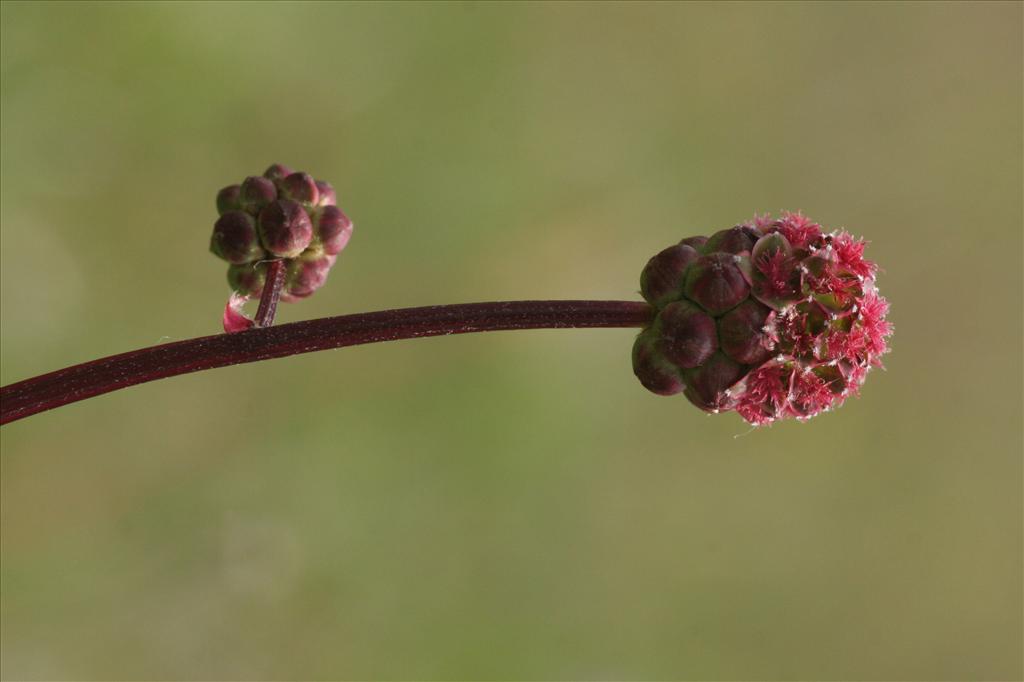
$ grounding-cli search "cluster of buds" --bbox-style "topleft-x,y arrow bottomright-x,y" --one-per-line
209,163 -> 352,304
633,212 -> 892,425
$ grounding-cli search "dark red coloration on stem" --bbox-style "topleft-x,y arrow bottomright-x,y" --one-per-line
0,301 -> 653,425
254,260 -> 286,328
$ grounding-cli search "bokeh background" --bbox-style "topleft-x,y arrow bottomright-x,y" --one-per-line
1,2 -> 1021,680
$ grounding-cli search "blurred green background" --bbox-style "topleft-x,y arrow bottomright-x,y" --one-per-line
1,1 -> 1021,679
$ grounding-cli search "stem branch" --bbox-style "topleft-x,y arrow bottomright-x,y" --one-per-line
254,259 -> 286,328
1,300 -> 652,425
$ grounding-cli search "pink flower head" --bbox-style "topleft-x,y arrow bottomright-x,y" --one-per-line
634,213 -> 892,425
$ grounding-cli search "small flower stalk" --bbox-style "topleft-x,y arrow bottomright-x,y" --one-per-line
634,212 -> 892,426
210,163 -> 353,331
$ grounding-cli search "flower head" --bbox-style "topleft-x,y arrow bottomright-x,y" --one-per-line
634,214 -> 891,425
210,164 -> 354,331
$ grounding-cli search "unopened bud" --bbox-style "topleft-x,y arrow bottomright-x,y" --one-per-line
682,351 -> 744,411
226,261 -> 267,297
655,301 -> 717,368
240,176 -> 278,215
718,300 -> 773,365
683,253 -> 751,315
315,206 -> 353,256
640,244 -> 699,308
216,185 -> 242,215
280,172 -> 319,207
283,254 -> 335,302
263,163 -> 294,185
315,180 -> 337,207
258,199 -> 313,258
632,330 -> 685,396
210,211 -> 264,264
702,226 -> 756,255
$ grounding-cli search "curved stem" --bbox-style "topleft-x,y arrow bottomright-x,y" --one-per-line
1,300 -> 652,425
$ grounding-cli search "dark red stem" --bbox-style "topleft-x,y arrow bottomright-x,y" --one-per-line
254,259 -> 286,328
1,300 -> 652,425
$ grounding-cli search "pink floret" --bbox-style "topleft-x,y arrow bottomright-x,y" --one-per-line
756,250 -> 799,299
728,213 -> 891,426
787,369 -> 837,418
751,213 -> 774,231
736,401 -> 775,426
826,325 -> 868,363
858,292 -> 893,360
831,231 -> 876,278
772,211 -> 823,250
741,364 -> 790,411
